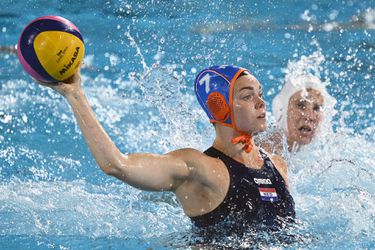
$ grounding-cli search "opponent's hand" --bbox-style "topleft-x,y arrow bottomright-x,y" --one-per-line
35,69 -> 83,97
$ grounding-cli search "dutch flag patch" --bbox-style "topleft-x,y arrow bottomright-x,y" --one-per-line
258,187 -> 279,202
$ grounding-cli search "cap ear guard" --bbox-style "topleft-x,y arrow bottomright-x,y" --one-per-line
206,92 -> 230,122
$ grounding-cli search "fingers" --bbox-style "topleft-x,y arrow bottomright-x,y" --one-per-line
61,74 -> 75,84
32,77 -> 56,88
61,71 -> 81,84
32,68 -> 83,98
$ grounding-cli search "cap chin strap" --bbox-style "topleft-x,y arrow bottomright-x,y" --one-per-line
231,130 -> 253,153
211,117 -> 254,153
210,114 -> 253,153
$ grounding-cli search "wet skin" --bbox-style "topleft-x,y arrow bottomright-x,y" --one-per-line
232,74 -> 267,134
286,88 -> 324,149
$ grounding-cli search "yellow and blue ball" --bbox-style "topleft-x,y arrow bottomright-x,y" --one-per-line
17,15 -> 85,83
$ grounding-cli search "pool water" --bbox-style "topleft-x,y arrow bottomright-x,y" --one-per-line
1,0 -> 374,249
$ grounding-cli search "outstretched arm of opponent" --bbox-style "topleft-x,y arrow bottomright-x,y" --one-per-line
39,70 -> 197,192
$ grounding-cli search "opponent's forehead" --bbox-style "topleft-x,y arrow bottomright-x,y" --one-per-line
290,88 -> 324,104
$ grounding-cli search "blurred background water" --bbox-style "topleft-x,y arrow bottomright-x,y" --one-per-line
0,0 -> 374,249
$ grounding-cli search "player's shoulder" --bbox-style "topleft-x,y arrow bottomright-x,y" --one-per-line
167,147 -> 203,158
262,148 -> 288,172
166,147 -> 217,163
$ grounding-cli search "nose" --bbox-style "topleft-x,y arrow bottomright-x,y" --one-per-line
302,106 -> 317,121
255,96 -> 265,110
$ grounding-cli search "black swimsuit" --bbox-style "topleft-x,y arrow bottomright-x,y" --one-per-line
190,147 -> 295,231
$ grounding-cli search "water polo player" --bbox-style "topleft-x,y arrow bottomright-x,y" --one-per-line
272,74 -> 336,152
37,65 -> 295,235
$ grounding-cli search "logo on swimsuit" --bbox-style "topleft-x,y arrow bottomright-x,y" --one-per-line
254,178 -> 272,185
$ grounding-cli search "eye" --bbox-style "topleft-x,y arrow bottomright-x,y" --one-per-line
258,91 -> 263,98
313,104 -> 322,112
297,101 -> 306,109
243,94 -> 254,101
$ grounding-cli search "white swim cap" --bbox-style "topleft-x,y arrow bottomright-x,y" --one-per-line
272,74 -> 329,133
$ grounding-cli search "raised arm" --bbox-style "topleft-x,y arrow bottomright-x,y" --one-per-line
42,71 -> 196,192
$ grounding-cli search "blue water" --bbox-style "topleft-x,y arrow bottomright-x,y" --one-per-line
1,0 -> 374,249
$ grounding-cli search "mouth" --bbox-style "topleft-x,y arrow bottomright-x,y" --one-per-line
298,125 -> 314,136
257,113 -> 266,119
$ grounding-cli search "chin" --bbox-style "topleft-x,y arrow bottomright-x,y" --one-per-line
296,137 -> 313,145
259,126 -> 267,132
256,124 -> 267,133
